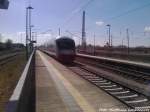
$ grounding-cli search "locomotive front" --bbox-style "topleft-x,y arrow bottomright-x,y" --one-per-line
55,37 -> 76,63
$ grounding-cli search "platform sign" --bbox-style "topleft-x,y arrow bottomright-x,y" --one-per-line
0,0 -> 9,9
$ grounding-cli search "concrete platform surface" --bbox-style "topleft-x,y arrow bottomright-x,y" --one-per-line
36,51 -> 128,112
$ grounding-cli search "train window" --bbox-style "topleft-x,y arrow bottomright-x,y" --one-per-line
56,40 -> 75,50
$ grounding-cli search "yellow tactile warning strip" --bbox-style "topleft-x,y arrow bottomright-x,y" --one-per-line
38,51 -> 96,112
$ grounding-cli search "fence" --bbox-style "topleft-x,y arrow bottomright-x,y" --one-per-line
6,50 -> 35,112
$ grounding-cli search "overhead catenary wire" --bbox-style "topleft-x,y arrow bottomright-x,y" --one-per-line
86,2 -> 150,31
60,0 -> 95,29
58,1 -> 150,47
107,2 -> 150,22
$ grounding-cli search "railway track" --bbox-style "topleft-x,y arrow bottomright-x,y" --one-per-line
98,63 -> 150,84
0,52 -> 22,66
42,50 -> 150,111
76,57 -> 150,84
68,62 -> 150,111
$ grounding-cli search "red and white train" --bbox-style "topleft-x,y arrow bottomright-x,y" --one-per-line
43,36 -> 76,63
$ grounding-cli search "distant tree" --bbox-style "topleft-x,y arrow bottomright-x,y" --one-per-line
5,39 -> 13,49
0,33 -> 3,42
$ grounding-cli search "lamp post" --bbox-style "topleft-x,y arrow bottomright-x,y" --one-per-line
126,28 -> 130,55
26,6 -> 33,60
106,24 -> 111,47
26,7 -> 29,60
29,6 -> 34,54
30,25 -> 34,52
30,25 -> 34,41
93,34 -> 95,55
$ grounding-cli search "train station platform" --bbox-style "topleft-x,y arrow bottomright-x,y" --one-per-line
35,51 -> 128,112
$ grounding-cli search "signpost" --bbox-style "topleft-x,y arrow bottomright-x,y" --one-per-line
0,0 -> 9,9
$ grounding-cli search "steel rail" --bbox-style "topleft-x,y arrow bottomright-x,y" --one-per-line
76,54 -> 150,83
68,63 -> 150,111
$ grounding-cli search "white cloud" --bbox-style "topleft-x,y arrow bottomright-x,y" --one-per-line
96,21 -> 104,26
17,32 -> 25,35
144,26 -> 150,32
0,33 -> 22,43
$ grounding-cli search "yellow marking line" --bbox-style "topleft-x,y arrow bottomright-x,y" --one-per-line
38,51 -> 96,112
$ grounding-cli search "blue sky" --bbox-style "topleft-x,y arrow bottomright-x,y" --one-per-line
0,0 -> 150,47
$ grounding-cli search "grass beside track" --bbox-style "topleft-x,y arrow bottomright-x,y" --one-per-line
0,52 -> 26,112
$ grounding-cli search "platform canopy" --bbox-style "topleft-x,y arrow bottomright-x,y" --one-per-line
0,0 -> 9,9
